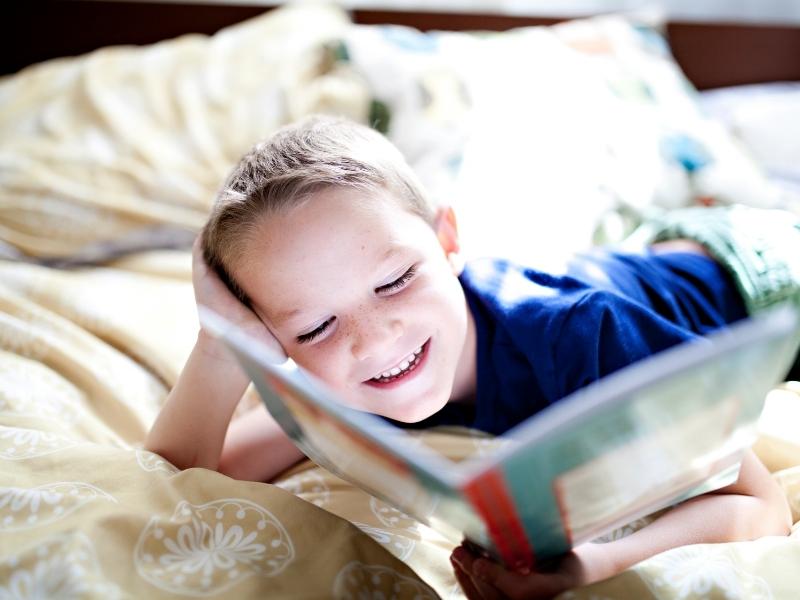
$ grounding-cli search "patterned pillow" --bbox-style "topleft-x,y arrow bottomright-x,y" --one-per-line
327,16 -> 783,269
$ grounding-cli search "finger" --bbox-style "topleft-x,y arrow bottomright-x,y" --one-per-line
451,557 -> 485,600
192,235 -> 204,262
468,571 -> 505,600
452,548 -> 504,600
472,558 -> 572,600
191,236 -> 207,274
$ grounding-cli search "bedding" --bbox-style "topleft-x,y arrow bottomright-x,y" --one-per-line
325,14 -> 788,272
699,82 -> 800,213
2,3 -> 800,598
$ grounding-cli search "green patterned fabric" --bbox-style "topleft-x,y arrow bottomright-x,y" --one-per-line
627,205 -> 800,316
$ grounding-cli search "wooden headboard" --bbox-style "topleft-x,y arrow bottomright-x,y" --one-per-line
5,1 -> 800,89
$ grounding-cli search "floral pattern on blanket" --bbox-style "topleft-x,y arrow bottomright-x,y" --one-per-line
0,260 -> 444,598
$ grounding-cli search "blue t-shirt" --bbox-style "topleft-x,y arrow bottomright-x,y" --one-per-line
411,250 -> 746,435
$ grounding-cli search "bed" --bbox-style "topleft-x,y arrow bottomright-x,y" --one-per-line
2,3 -> 800,598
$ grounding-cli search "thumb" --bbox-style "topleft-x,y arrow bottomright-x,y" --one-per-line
471,558 -> 572,600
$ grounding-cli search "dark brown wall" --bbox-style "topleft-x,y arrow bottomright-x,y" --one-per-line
4,1 -> 800,89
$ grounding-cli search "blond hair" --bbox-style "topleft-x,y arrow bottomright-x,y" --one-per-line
202,115 -> 434,305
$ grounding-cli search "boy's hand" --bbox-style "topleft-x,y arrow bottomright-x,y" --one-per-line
192,236 -> 285,360
450,543 -> 610,600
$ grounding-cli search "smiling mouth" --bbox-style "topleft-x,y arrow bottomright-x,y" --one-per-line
368,339 -> 430,384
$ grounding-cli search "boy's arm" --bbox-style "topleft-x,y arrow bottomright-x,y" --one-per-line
451,450 -> 792,599
578,449 -> 792,580
144,332 -> 303,480
145,236 -> 303,481
217,398 -> 306,481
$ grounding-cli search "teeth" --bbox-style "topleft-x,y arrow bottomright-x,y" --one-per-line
372,342 -> 426,382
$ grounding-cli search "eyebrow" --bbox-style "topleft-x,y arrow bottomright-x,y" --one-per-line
272,307 -> 302,326
380,245 -> 403,264
271,245 -> 408,327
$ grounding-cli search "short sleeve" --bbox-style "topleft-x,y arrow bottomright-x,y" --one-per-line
553,290 -> 700,399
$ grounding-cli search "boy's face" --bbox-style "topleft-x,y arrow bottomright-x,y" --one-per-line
234,188 -> 475,423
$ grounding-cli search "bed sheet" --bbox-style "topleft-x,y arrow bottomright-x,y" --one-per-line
0,255 -> 449,598
2,255 -> 800,599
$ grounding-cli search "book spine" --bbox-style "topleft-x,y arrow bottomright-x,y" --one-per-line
462,468 -> 536,570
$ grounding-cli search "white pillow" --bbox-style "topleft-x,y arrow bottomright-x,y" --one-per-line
334,16 -> 783,269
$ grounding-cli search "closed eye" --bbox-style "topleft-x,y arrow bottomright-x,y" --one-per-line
296,317 -> 335,344
376,265 -> 417,294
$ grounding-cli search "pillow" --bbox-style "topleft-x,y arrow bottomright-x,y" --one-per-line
700,82 -> 800,212
328,16 -> 784,270
0,4 -> 370,259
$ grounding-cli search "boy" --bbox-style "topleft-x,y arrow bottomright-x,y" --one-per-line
145,116 -> 794,599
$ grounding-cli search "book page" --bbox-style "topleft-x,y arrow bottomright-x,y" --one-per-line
553,392 -> 746,542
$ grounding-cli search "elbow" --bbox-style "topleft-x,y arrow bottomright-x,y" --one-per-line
749,484 -> 793,539
727,450 -> 793,539
761,473 -> 793,538
715,493 -> 792,541
770,495 -> 793,538
755,498 -> 793,540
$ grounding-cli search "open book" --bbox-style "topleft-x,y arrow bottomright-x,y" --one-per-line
200,306 -> 800,570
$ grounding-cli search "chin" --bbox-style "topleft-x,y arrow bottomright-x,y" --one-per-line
386,392 -> 449,424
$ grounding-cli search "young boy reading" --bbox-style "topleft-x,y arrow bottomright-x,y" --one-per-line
145,115 -> 796,599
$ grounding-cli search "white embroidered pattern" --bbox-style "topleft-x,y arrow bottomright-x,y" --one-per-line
0,354 -> 83,424
275,469 -> 331,507
354,522 -> 416,561
135,449 -> 179,475
0,426 -> 84,460
0,532 -> 123,599
332,561 -> 437,599
0,482 -> 117,531
370,497 -> 417,531
647,545 -> 773,600
134,498 -> 294,596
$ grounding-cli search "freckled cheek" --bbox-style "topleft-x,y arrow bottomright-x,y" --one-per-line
406,281 -> 460,320
291,343 -> 352,387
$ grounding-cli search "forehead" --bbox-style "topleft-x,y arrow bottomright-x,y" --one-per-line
234,187 -> 434,323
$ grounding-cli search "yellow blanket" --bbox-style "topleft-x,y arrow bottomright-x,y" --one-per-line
2,4 -> 800,598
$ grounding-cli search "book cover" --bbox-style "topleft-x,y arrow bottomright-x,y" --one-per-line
199,305 -> 799,569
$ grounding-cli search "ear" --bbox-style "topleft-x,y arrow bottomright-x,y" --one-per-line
434,205 -> 459,254
434,205 -> 464,275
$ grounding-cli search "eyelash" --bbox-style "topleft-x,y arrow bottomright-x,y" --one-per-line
375,265 -> 417,294
295,265 -> 417,344
296,317 -> 335,344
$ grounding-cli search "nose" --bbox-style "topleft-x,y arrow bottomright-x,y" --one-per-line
350,317 -> 404,362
